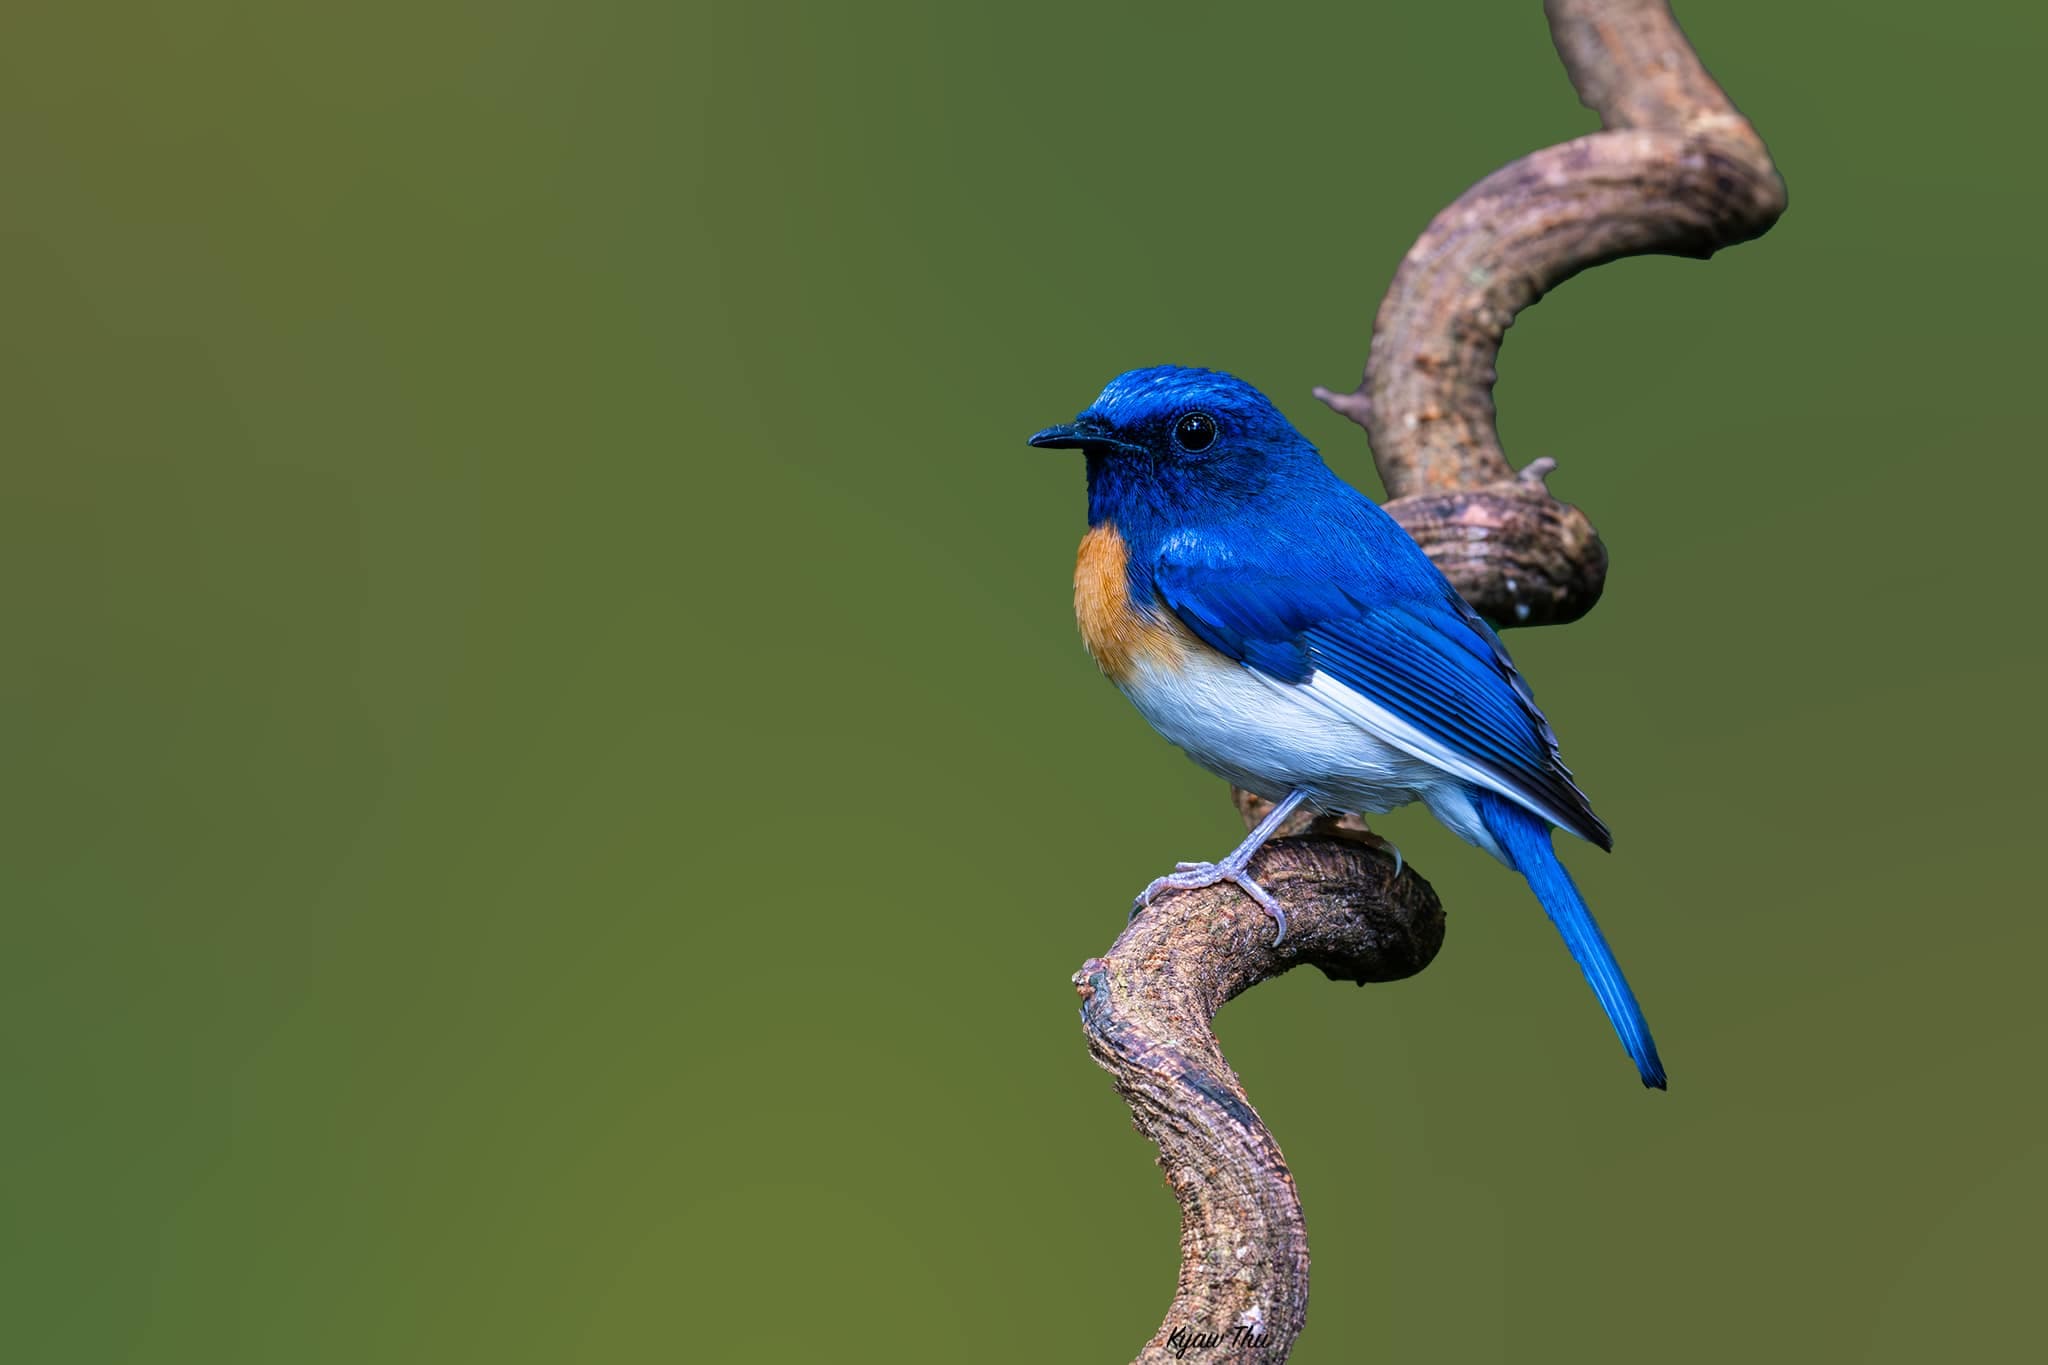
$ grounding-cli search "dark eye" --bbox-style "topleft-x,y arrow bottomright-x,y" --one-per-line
1174,411 -> 1217,452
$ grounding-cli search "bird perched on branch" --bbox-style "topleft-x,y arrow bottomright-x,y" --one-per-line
1030,366 -> 1665,1089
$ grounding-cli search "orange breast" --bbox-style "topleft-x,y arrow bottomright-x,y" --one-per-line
1074,524 -> 1190,682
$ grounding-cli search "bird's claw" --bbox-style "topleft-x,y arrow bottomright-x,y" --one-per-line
1129,860 -> 1289,946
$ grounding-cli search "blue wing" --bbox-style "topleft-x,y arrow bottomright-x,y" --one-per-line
1151,518 -> 1610,849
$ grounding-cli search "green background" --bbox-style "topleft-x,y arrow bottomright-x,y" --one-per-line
6,1 -> 2043,1360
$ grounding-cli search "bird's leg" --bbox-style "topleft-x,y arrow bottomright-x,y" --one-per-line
1132,790 -> 1310,945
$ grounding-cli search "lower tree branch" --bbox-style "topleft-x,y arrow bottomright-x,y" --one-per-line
1075,835 -> 1442,1364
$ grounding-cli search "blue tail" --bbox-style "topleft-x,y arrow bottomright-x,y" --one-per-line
1476,791 -> 1666,1090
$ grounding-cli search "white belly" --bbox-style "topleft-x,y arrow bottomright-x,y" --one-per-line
1117,647 -> 1446,817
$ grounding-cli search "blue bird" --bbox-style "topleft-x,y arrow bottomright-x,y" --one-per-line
1030,366 -> 1665,1089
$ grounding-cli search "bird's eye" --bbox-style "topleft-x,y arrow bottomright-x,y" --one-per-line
1174,411 -> 1217,453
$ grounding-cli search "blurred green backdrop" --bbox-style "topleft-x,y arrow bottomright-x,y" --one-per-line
5,1 -> 2043,1361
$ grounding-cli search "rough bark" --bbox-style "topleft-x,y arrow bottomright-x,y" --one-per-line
1074,835 -> 1440,1363
1077,4 -> 1784,1361
1320,0 -> 1787,628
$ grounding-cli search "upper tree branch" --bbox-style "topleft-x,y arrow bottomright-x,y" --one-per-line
1317,0 -> 1785,627
1078,4 -> 1784,1363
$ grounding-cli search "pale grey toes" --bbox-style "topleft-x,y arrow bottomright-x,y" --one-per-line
1126,788 -> 1308,943
1131,860 -> 1291,946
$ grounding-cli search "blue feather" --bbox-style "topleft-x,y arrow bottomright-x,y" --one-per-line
1476,790 -> 1666,1089
1303,603 -> 1609,849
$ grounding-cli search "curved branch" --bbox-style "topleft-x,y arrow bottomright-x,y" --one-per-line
1315,0 -> 1786,627
1075,835 -> 1442,1364
1079,4 -> 1784,1362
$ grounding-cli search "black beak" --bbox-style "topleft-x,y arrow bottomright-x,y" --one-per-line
1027,419 -> 1137,453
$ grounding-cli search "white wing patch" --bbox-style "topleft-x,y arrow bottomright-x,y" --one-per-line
1118,645 -> 1583,849
1292,671 -> 1584,836
1118,647 -> 1432,812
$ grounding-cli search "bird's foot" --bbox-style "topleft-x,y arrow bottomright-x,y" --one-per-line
1130,858 -> 1290,945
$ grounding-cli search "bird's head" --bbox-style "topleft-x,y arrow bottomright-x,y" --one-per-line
1027,366 -> 1323,530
